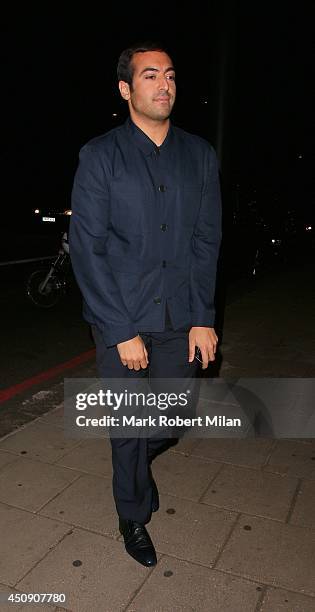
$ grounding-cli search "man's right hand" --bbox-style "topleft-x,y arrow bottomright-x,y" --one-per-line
117,335 -> 149,370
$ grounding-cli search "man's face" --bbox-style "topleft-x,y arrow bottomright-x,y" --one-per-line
119,51 -> 176,122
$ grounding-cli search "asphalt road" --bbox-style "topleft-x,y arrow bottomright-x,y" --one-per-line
0,263 -> 94,391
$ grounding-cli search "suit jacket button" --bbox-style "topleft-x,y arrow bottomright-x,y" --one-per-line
158,185 -> 166,192
162,260 -> 166,267
153,297 -> 161,304
160,223 -> 168,231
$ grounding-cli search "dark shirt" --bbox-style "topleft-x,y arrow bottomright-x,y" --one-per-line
69,117 -> 222,347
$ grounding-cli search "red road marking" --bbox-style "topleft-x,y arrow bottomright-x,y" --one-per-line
0,348 -> 96,404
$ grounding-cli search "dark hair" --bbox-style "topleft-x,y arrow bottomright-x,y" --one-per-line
117,41 -> 172,86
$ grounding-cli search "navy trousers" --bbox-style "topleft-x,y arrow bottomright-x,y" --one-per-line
91,308 -> 198,524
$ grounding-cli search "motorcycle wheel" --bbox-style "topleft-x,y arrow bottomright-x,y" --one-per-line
26,269 -> 65,308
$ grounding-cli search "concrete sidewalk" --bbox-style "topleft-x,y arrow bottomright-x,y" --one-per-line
0,263 -> 314,611
0,405 -> 315,611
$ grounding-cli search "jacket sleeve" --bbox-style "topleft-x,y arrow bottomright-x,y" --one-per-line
69,144 -> 138,347
189,146 -> 222,327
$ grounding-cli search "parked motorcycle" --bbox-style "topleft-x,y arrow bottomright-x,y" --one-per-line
26,232 -> 71,307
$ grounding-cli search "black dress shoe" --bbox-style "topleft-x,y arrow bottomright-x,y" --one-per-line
119,518 -> 157,567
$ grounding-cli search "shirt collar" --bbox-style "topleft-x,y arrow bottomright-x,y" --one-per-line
125,117 -> 173,156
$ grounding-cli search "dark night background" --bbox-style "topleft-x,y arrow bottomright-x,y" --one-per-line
1,1 -> 314,253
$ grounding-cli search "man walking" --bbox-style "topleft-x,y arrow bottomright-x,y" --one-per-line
69,41 -> 222,567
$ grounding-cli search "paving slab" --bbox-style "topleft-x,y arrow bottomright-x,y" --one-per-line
0,422 -> 81,464
226,358 -> 315,377
147,493 -> 237,567
260,586 -> 315,611
152,452 -> 222,502
56,437 -> 112,477
0,583 -> 57,611
0,450 -> 19,472
127,555 -> 262,611
251,345 -> 302,360
265,439 -> 315,480
17,528 -> 156,612
0,457 -> 80,512
39,473 -> 119,538
38,404 -> 64,428
193,397 -> 251,438
191,438 -> 274,468
0,503 -> 70,586
202,464 -> 298,521
289,479 -> 315,529
169,436 -> 200,455
198,384 -> 244,406
216,514 -> 315,595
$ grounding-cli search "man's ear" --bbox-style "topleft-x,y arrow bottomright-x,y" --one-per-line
118,80 -> 131,100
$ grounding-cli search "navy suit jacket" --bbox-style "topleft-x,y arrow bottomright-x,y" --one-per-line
69,118 -> 222,347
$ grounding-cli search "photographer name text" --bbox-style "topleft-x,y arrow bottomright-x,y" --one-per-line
75,414 -> 242,428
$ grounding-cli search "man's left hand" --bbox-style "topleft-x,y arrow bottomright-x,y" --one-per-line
188,327 -> 218,369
